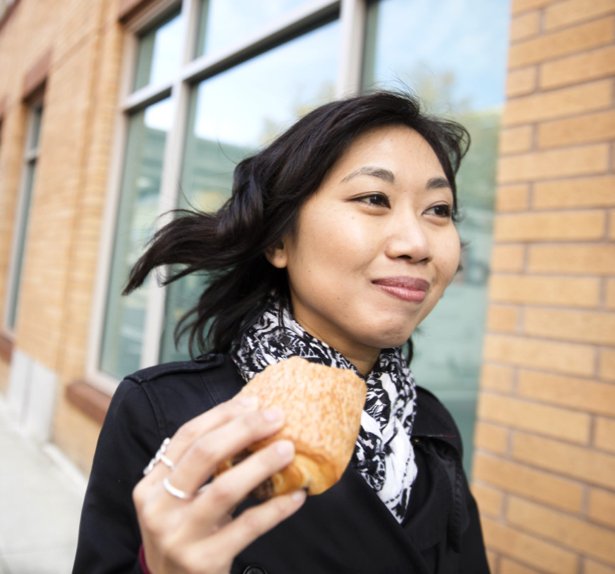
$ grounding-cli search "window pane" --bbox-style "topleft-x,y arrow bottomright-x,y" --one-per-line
160,19 -> 339,362
100,99 -> 173,378
7,160 -> 37,330
196,0 -> 313,57
28,104 -> 43,151
7,103 -> 43,331
363,0 -> 510,472
134,13 -> 182,91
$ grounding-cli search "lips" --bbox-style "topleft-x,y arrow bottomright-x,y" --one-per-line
372,277 -> 430,303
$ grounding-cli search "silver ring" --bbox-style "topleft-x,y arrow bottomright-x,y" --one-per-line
163,476 -> 194,501
144,438 -> 175,475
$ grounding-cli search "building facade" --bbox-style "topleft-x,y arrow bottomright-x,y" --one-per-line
0,0 -> 613,571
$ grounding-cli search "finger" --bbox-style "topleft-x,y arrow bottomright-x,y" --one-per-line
193,439 -> 296,523
167,407 -> 286,495
141,395 -> 259,484
205,489 -> 307,560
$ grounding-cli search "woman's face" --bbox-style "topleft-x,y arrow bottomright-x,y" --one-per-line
268,125 -> 461,374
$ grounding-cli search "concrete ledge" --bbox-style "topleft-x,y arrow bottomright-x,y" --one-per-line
0,332 -> 13,362
66,381 -> 111,425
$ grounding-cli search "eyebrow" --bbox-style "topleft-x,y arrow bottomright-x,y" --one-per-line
341,168 -> 452,192
426,176 -> 452,190
340,166 -> 395,183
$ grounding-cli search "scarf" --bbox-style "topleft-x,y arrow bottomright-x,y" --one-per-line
230,299 -> 417,523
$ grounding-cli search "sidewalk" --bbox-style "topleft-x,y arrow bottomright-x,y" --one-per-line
0,398 -> 86,574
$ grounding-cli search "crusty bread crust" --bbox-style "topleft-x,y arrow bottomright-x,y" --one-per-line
219,356 -> 366,497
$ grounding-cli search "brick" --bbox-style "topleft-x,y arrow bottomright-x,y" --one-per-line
507,66 -> 538,97
503,80 -> 612,126
474,420 -> 511,454
533,176 -> 615,208
595,416 -> 615,453
588,487 -> 615,528
500,125 -> 534,154
474,452 -> 584,512
524,308 -> 615,345
507,496 -> 615,564
478,393 -> 591,443
496,184 -> 530,212
494,210 -> 605,240
607,279 -> 615,309
480,363 -> 516,393
508,18 -> 615,67
510,10 -> 542,41
513,432 -> 615,489
489,274 -> 600,307
517,370 -> 615,417
498,144 -> 609,183
472,482 -> 504,517
584,559 -> 615,574
541,45 -> 615,89
491,244 -> 526,272
599,348 -> 615,381
481,516 -> 578,573
487,550 -> 498,574
512,0 -> 561,16
528,244 -> 615,275
484,334 -> 595,376
501,558 -> 544,574
544,0 -> 615,31
538,110 -> 615,148
486,304 -> 520,332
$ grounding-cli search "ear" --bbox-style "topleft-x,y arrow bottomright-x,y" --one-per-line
265,240 -> 288,269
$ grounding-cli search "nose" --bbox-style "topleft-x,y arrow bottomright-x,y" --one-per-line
384,211 -> 431,262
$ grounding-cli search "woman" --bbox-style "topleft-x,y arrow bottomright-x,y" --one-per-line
73,91 -> 489,573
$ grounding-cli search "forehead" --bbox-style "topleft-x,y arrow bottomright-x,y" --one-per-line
329,125 -> 446,179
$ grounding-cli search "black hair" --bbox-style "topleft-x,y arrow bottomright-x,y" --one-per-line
123,90 -> 470,357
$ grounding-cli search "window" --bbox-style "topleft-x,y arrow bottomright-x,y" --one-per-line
99,0 -> 510,470
99,0 -> 342,379
363,0 -> 510,471
6,100 -> 44,331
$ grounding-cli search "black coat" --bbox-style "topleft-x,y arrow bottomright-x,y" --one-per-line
73,354 -> 490,573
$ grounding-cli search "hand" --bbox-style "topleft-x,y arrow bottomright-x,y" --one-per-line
133,396 -> 306,573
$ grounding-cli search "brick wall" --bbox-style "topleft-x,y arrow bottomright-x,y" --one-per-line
0,0 -> 124,470
474,0 -> 615,572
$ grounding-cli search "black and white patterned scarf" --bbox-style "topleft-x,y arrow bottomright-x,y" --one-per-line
230,298 -> 417,523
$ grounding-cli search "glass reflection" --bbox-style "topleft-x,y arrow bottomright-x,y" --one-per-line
134,13 -> 182,91
196,0 -> 313,57
160,20 -> 339,362
100,99 -> 173,378
363,0 -> 510,472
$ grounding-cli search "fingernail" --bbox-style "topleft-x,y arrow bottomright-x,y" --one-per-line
237,395 -> 258,409
291,489 -> 306,503
263,407 -> 284,423
275,440 -> 294,458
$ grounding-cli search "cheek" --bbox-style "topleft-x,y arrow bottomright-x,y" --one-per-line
437,231 -> 461,285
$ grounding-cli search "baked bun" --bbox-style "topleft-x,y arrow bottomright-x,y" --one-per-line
218,356 -> 366,497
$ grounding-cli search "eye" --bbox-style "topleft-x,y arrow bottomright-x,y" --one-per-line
424,203 -> 452,218
354,193 -> 391,208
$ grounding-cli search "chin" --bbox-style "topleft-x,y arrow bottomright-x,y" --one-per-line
365,329 -> 413,351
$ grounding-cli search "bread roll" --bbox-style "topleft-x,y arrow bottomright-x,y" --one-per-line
218,356 -> 366,497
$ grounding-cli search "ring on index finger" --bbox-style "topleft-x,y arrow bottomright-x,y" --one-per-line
144,438 -> 176,475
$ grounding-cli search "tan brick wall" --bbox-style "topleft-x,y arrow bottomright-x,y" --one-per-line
0,0 -> 124,472
475,0 -> 615,572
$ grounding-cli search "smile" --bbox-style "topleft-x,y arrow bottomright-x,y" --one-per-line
372,277 -> 430,303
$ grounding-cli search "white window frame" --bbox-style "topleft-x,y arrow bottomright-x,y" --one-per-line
4,96 -> 44,335
87,0 -> 368,390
